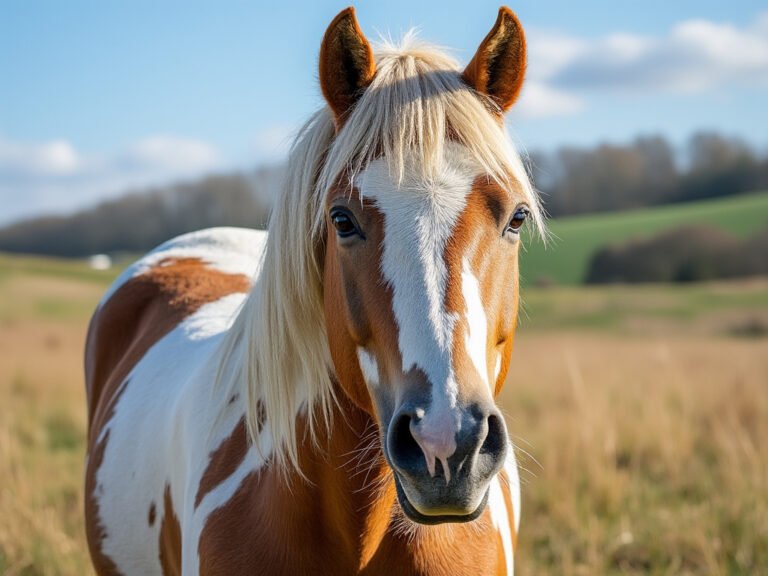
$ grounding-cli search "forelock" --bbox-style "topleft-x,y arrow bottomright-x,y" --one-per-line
313,32 -> 545,241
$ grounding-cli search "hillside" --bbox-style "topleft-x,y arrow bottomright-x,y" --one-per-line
520,190 -> 768,285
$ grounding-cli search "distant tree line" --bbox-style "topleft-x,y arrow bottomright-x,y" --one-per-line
0,131 -> 766,257
531,132 -> 768,217
586,225 -> 768,284
0,171 -> 277,257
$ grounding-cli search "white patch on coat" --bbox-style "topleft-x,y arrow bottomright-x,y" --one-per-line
489,444 -> 521,575
357,347 -> 380,387
506,443 -> 522,533
358,143 -> 480,419
461,258 -> 489,388
489,476 -> 514,576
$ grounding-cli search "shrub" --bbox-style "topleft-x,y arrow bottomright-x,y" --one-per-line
586,225 -> 768,284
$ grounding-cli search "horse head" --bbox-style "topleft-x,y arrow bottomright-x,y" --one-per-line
319,7 -> 535,524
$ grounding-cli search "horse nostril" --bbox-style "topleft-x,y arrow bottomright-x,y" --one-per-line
389,412 -> 423,474
480,413 -> 506,459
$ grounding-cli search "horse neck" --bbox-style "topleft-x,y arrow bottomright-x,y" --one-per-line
291,388 -> 397,567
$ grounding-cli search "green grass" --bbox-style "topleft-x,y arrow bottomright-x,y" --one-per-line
0,253 -> 121,286
0,254 -> 121,324
521,191 -> 768,286
519,280 -> 768,334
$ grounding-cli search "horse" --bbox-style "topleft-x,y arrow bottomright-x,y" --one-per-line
84,6 -> 543,575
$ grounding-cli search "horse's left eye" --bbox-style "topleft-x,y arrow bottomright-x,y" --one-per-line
505,207 -> 530,235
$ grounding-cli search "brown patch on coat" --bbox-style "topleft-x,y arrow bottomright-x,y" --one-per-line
495,530 -> 508,576
159,485 -> 182,576
360,507 -> 502,575
469,179 -> 520,396
462,7 -> 527,113
323,187 -> 403,416
84,256 -> 250,574
444,176 -> 520,400
195,417 -> 250,509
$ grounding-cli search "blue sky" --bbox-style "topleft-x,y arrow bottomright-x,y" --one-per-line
1,1 -> 767,223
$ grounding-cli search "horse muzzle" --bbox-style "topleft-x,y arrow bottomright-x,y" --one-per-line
384,398 -> 508,524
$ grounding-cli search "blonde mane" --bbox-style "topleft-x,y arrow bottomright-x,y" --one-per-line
216,35 -> 544,474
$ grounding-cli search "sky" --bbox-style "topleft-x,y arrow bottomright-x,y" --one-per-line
1,0 -> 767,224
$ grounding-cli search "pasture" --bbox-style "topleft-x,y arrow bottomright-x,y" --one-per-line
521,190 -> 768,285
0,252 -> 766,575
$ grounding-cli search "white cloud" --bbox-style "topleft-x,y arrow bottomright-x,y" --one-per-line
526,32 -> 588,81
516,81 -> 583,119
0,135 -> 222,225
121,136 -> 219,172
0,139 -> 81,176
518,11 -> 768,118
252,124 -> 296,163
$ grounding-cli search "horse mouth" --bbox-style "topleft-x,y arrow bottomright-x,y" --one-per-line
393,474 -> 489,525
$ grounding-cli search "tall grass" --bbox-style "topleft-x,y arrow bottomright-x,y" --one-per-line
0,271 -> 102,575
506,334 -> 768,575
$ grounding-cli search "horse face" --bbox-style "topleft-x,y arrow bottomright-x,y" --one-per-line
320,6 -> 529,524
323,144 -> 529,523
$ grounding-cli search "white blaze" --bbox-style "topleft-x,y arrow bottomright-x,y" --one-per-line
358,144 -> 480,414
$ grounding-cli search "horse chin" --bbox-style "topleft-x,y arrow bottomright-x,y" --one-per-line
393,474 -> 489,525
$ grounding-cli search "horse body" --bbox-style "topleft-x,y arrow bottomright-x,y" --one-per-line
85,227 -> 519,575
85,228 -> 265,574
86,7 -> 539,574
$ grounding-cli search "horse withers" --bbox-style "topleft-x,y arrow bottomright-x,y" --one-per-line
85,7 -> 543,575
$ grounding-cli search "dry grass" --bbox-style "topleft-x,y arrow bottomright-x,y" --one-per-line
0,255 -> 766,574
505,334 -> 768,575
0,271 -> 103,574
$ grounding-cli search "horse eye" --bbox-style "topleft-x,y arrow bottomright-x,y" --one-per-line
506,207 -> 530,235
330,208 -> 362,238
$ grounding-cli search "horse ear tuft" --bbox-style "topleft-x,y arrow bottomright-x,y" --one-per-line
319,7 -> 376,125
462,7 -> 527,113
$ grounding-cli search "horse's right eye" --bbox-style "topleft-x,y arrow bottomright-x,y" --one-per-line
330,208 -> 364,239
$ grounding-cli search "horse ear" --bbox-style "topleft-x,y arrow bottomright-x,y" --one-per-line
462,7 -> 527,113
319,7 -> 376,124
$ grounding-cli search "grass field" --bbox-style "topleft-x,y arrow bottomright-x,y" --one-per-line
521,191 -> 768,286
1,252 -> 766,575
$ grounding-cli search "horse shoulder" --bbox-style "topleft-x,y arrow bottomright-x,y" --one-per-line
84,227 -> 265,575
